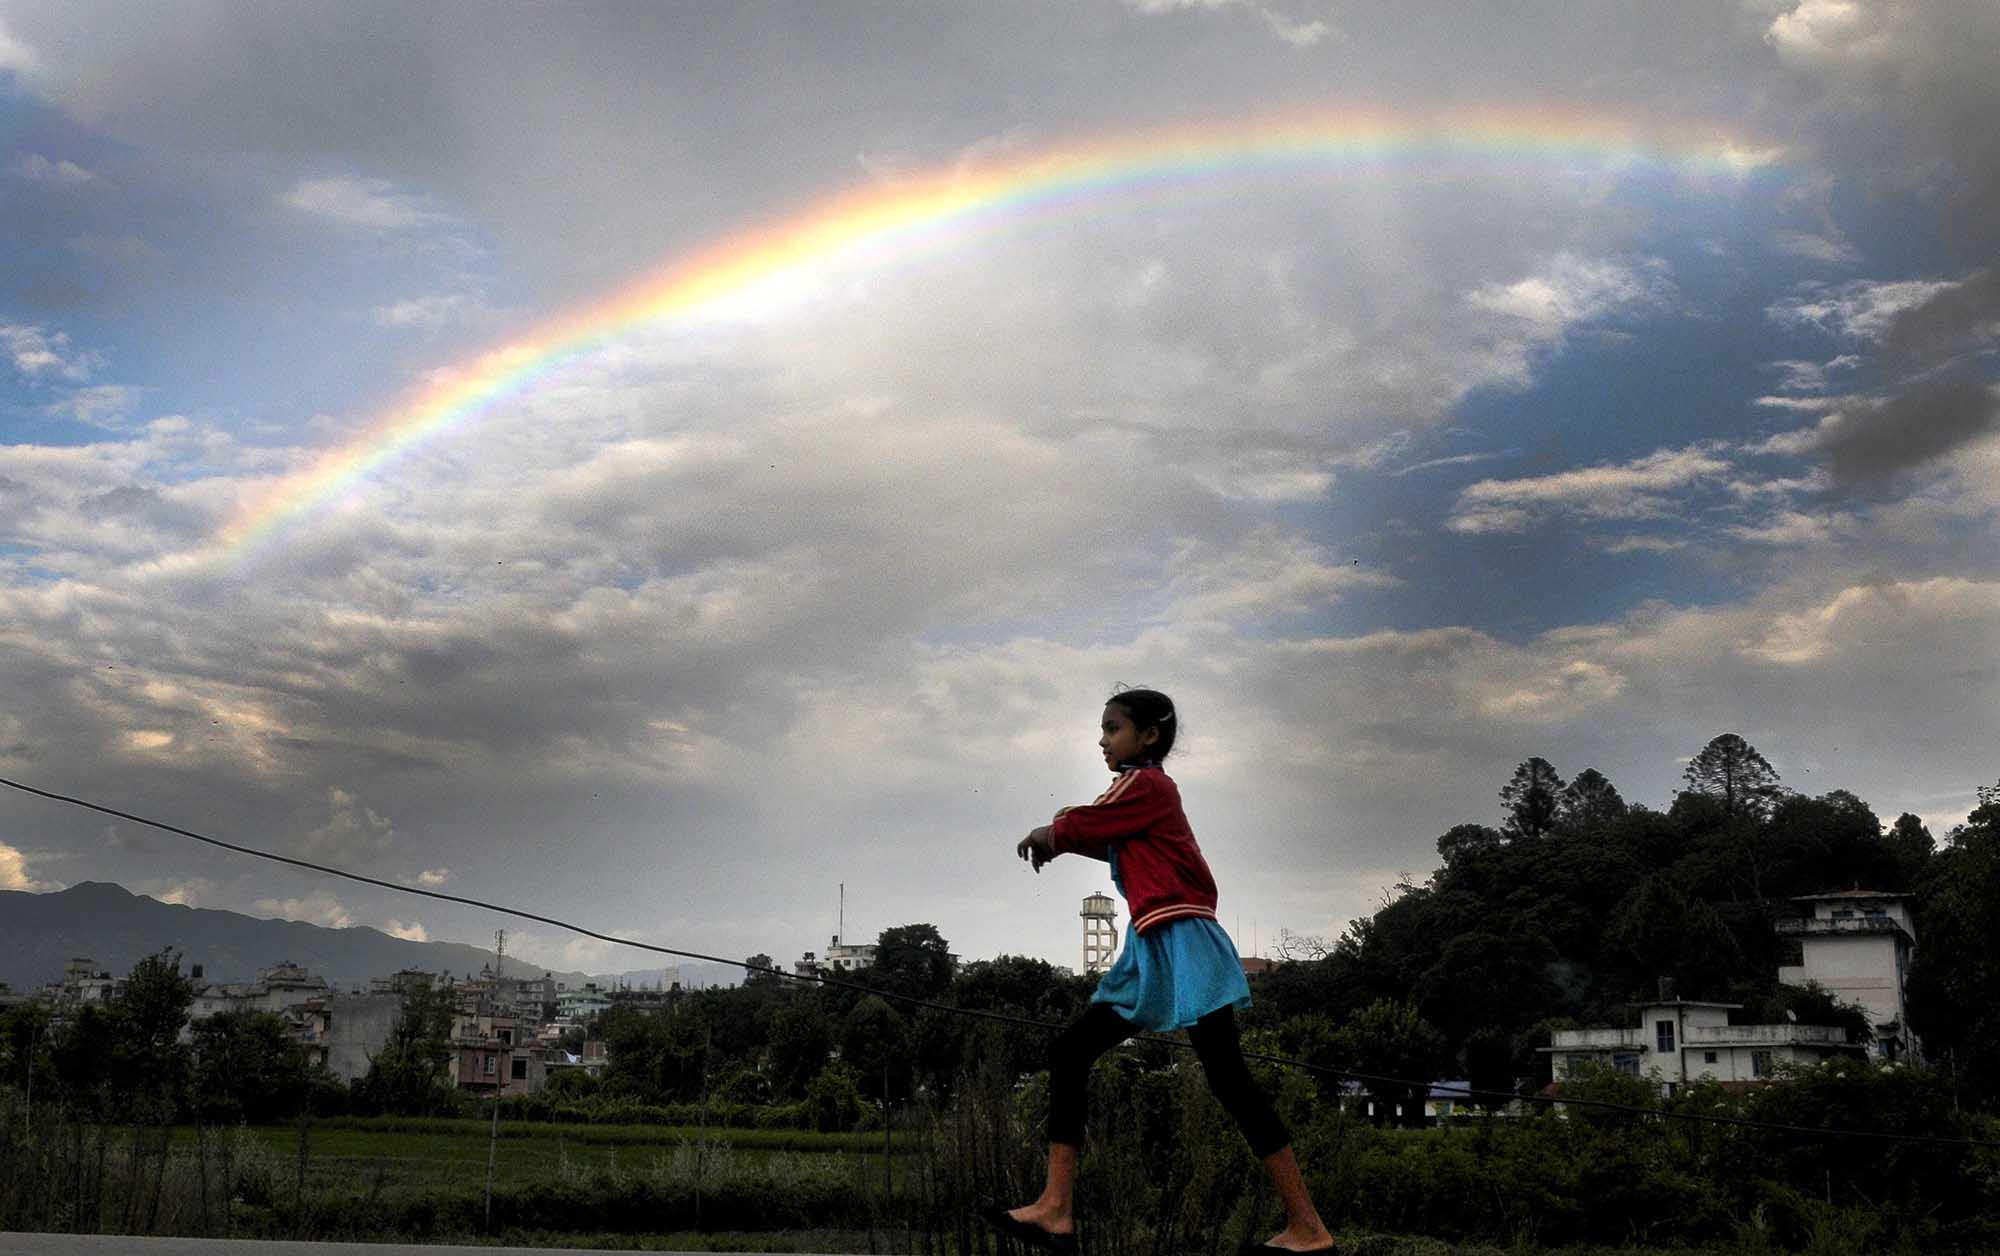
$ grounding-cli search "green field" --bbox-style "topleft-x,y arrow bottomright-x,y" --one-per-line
174,1116 -> 916,1202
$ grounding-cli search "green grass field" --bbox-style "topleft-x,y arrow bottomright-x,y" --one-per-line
169,1116 -> 915,1202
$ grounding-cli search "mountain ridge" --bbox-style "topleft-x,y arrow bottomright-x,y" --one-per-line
0,882 -> 738,993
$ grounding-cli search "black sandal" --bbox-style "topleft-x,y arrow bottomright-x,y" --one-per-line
978,1202 -> 1079,1253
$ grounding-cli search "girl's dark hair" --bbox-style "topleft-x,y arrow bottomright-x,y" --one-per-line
1106,686 -> 1178,761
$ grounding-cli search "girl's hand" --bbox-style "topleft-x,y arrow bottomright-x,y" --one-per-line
1017,826 -> 1055,872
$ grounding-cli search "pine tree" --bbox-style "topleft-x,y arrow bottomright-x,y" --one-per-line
1681,733 -> 1783,818
1500,757 -> 1563,840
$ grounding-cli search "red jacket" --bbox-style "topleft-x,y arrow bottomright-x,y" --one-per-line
1048,765 -> 1220,934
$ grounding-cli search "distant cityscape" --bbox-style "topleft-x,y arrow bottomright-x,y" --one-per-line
0,883 -> 1912,1113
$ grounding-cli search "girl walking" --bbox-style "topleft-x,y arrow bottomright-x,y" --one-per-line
981,688 -> 1335,1254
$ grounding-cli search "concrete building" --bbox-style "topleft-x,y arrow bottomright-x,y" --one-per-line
1543,998 -> 1862,1093
1082,892 -> 1118,974
556,983 -> 612,1022
192,961 -> 331,1020
1776,889 -> 1919,1062
320,992 -> 406,1083
797,935 -> 876,976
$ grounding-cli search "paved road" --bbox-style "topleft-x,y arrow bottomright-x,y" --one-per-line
0,1236 -> 748,1255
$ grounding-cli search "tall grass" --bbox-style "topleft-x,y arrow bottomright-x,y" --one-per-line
2,1042 -> 1996,1252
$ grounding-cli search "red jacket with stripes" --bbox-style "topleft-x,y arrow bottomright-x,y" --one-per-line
1048,764 -> 1220,934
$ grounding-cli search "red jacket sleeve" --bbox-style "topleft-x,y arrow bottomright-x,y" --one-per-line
1049,770 -> 1175,854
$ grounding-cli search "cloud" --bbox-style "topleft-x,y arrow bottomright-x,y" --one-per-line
1446,443 -> 1733,534
414,867 -> 451,887
1765,0 -> 2000,254
298,787 -> 396,857
281,176 -> 451,230
1765,270 -> 2000,489
13,152 -> 102,186
1164,528 -> 1396,623
68,233 -> 162,268
253,890 -> 354,929
1465,254 -> 1673,340
2,323 -> 98,381
383,919 -> 428,942
1769,278 -> 1957,340
0,15 -> 40,77
1774,228 -> 1860,265
45,383 -> 143,427
373,293 -> 494,330
0,842 -> 59,892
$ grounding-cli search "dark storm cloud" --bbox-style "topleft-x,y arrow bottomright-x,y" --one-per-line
1818,367 -> 1997,492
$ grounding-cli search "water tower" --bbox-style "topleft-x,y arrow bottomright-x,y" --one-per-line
1081,891 -> 1119,974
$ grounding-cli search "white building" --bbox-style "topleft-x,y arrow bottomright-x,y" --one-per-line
1776,889 -> 1919,1062
556,983 -> 613,1021
190,960 -> 331,1019
797,934 -> 876,976
1544,999 -> 1861,1093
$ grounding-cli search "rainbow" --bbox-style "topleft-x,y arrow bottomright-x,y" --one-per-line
208,106 -> 1779,560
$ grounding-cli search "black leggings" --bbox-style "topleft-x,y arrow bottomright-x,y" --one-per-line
1046,1001 -> 1290,1158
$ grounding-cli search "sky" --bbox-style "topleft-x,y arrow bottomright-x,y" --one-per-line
0,1 -> 1995,980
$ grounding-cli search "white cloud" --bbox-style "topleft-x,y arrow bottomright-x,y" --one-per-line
1768,278 -> 1956,341
299,787 -> 395,857
1260,10 -> 1335,47
1446,443 -> 1732,534
1164,528 -> 1395,623
0,15 -> 40,77
13,153 -> 103,186
1726,509 -> 1851,547
0,842 -> 59,892
281,176 -> 452,230
2,323 -> 98,381
1774,229 -> 1860,266
415,867 -> 451,887
253,890 -> 354,929
1466,254 -> 1673,338
383,919 -> 429,942
46,383 -> 142,427
374,293 -> 485,329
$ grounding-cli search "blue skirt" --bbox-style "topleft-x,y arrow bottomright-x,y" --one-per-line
1091,914 -> 1253,1033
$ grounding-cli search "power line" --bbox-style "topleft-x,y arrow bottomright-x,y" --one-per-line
2,771 -> 1993,1151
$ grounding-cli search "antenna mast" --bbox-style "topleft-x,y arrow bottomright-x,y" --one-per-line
838,882 -> 845,945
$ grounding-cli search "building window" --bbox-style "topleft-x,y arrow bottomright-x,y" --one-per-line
1703,1051 -> 1718,1065
1751,1050 -> 1773,1078
499,1028 -> 512,1045
1655,1020 -> 1675,1054
511,1057 -> 528,1080
1614,1054 -> 1640,1077
484,1054 -> 496,1076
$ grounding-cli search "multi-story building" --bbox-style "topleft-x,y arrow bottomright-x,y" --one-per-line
1543,997 -> 1861,1093
1776,889 -> 1919,1062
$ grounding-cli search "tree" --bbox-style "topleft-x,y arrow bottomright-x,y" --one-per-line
1435,823 -> 1502,868
840,994 -> 909,1101
191,1010 -> 318,1123
1681,733 -> 1783,819
1499,757 -> 1563,841
1602,876 -> 1743,999
744,953 -> 782,985
353,980 -> 460,1115
768,1001 -> 835,1099
117,949 -> 195,1122
1559,768 -> 1627,831
1331,999 -> 1450,1128
1885,812 -> 1934,884
1905,785 -> 2000,1109
870,924 -> 955,1002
